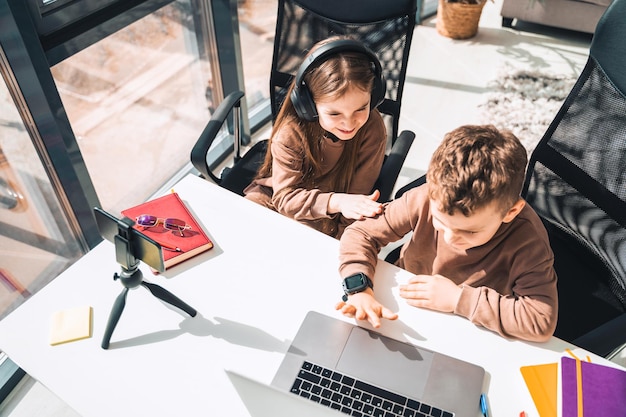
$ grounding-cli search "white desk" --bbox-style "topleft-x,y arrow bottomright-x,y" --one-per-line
0,174 -> 620,416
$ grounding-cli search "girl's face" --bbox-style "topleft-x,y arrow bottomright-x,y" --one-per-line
315,86 -> 371,141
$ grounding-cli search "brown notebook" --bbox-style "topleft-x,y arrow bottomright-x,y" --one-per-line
121,192 -> 213,271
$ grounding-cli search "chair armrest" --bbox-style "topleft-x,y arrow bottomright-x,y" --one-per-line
190,90 -> 245,184
573,313 -> 626,358
394,174 -> 427,199
374,130 -> 415,202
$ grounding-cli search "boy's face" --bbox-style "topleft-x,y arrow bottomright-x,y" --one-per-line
430,199 -> 525,251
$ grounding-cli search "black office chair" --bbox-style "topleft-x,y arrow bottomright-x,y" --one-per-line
191,0 -> 417,203
521,0 -> 626,358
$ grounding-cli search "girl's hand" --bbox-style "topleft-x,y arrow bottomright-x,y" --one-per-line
399,274 -> 463,312
328,190 -> 383,220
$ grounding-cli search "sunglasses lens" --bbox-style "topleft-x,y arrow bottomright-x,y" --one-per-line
136,215 -> 158,227
163,218 -> 186,231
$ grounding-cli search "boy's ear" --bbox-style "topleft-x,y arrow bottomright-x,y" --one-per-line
502,199 -> 526,223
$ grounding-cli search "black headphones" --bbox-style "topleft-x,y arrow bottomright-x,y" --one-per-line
290,39 -> 386,122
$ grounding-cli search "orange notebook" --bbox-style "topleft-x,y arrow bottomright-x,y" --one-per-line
121,192 -> 213,272
520,362 -> 558,417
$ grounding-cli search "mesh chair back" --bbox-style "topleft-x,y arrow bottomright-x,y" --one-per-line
270,0 -> 416,144
521,0 -> 626,342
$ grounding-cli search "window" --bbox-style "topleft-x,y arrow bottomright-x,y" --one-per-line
50,0 -> 216,213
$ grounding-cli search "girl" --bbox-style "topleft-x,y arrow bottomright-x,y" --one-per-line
244,37 -> 387,238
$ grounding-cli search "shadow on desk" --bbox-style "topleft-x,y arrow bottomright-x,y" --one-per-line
107,313 -> 290,352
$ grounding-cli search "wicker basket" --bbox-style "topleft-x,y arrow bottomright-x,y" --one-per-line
436,0 -> 486,39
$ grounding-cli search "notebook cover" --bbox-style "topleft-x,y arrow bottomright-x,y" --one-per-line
561,356 -> 626,417
121,192 -> 213,271
50,305 -> 93,345
520,362 -> 558,417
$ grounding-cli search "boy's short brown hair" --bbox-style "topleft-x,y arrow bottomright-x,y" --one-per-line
427,124 -> 527,216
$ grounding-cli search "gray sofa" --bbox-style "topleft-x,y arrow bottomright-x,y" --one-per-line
501,0 -> 612,34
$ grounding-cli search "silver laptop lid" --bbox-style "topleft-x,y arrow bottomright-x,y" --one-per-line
226,369 -> 344,417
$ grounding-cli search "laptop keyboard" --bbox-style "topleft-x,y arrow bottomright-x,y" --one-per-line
290,361 -> 454,417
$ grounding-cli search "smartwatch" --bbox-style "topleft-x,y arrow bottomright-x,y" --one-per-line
341,272 -> 373,302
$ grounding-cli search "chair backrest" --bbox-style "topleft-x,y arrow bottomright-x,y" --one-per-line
521,0 -> 626,344
270,0 -> 417,145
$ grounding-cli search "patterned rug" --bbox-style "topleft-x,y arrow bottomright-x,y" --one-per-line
478,64 -> 578,155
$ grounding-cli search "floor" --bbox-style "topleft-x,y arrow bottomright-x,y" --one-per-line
0,1 -> 603,415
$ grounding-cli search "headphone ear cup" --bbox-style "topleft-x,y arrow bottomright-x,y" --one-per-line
291,83 -> 318,122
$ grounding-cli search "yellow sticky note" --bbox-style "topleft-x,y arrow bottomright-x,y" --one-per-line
49,306 -> 93,346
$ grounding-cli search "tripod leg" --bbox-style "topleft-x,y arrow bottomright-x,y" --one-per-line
101,287 -> 129,349
142,282 -> 197,317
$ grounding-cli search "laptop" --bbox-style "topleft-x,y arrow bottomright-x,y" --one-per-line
231,311 -> 485,417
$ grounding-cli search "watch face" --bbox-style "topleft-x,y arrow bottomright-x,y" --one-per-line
344,273 -> 366,292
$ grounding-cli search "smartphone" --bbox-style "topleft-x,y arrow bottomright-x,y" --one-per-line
94,207 -> 165,273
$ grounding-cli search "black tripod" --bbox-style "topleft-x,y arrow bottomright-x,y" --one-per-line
96,209 -> 197,349
101,261 -> 197,349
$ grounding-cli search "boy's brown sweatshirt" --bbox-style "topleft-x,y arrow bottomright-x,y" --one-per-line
339,184 -> 558,342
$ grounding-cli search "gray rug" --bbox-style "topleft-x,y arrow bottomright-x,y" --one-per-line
478,65 -> 578,155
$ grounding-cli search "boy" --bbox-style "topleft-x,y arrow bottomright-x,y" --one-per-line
336,125 -> 558,342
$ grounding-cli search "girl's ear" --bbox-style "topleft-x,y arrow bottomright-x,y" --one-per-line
502,199 -> 526,223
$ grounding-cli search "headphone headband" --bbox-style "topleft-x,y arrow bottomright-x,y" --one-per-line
291,39 -> 386,121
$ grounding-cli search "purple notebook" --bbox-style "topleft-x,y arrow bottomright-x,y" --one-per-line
561,356 -> 626,417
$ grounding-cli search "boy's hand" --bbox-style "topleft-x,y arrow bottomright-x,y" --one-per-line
334,289 -> 398,328
399,274 -> 462,312
328,190 -> 383,220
